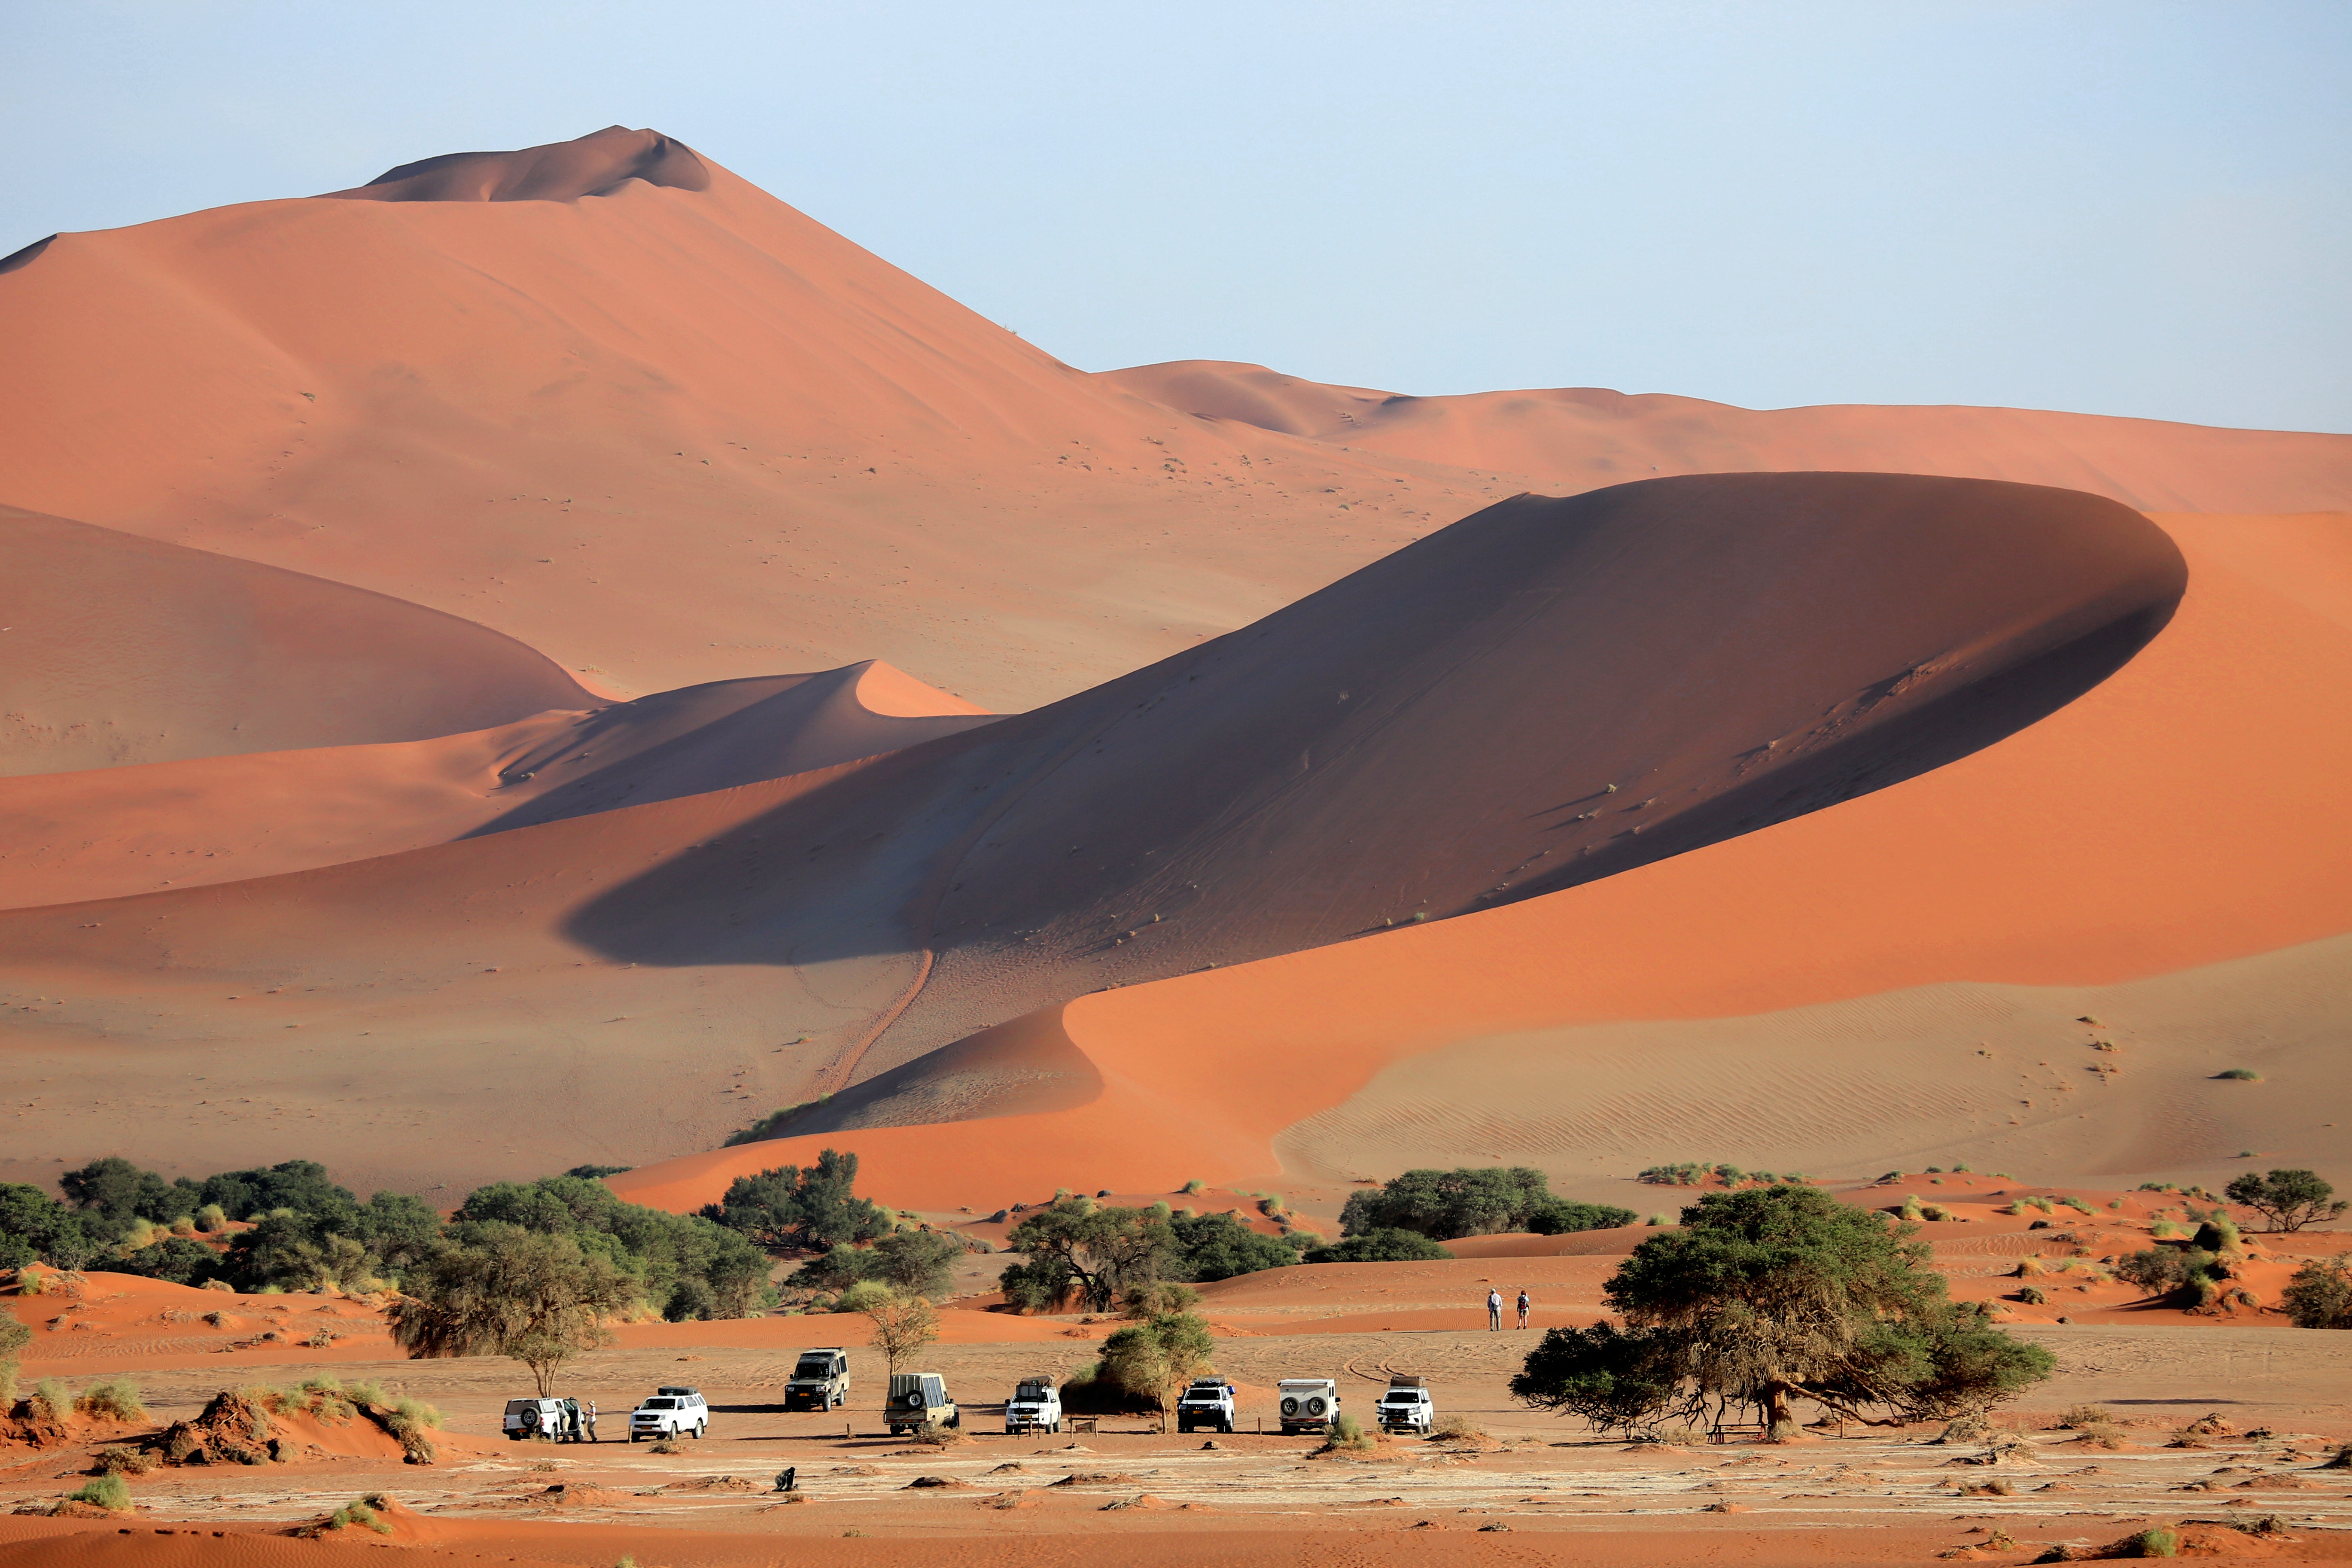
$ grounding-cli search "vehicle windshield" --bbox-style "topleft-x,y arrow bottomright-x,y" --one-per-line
1016,1383 -> 1049,1399
639,1398 -> 675,1410
793,1360 -> 832,1377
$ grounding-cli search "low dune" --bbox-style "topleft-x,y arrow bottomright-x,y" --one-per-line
0,507 -> 590,778
1101,360 -> 2352,515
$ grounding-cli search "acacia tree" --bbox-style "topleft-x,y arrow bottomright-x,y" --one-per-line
2224,1170 -> 2346,1233
862,1290 -> 940,1375
1099,1311 -> 1217,1432
1511,1185 -> 2051,1437
698,1150 -> 889,1252
999,1199 -> 1174,1313
389,1225 -> 638,1397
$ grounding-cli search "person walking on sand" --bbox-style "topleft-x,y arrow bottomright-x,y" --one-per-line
1516,1288 -> 1531,1330
1487,1287 -> 1503,1331
586,1400 -> 598,1443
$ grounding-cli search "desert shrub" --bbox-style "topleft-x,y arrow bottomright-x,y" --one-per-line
321,1498 -> 392,1535
1170,1210 -> 1302,1281
1899,1196 -> 1925,1221
2057,1403 -> 2111,1428
1342,1167 -> 1625,1240
73,1378 -> 147,1422
999,1198 -> 1175,1313
833,1278 -> 893,1314
1527,1199 -> 1639,1235
1181,1178 -> 1205,1195
1645,1214 -> 1670,1227
1098,1311 -> 1216,1424
90,1445 -> 152,1476
1322,1410 -> 1374,1452
2015,1286 -> 2046,1305
2282,1257 -> 2352,1329
2116,1248 -> 2188,1294
1428,1413 -> 1485,1442
2015,1256 -> 2045,1277
697,1149 -> 885,1252
2215,1069 -> 2261,1081
2122,1525 -> 2180,1557
1303,1228 -> 1450,1264
2226,1169 -> 2346,1232
66,1472 -> 132,1511
1121,1280 -> 1199,1318
869,1229 -> 966,1298
194,1203 -> 228,1232
1919,1204 -> 1950,1221
115,1236 -> 229,1288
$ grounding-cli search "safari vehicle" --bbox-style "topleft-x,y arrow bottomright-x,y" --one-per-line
629,1386 -> 708,1441
1175,1377 -> 1236,1434
501,1397 -> 576,1441
1277,1377 -> 1342,1435
1003,1376 -> 1062,1435
1375,1375 -> 1435,1435
886,1371 -> 960,1436
785,1349 -> 851,1411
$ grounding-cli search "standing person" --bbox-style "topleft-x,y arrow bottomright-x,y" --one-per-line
1516,1288 -> 1531,1330
586,1400 -> 598,1443
1486,1287 -> 1503,1331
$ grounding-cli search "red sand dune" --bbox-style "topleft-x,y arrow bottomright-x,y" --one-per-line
1,127 -> 2346,1210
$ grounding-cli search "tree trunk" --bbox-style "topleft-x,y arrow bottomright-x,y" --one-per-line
1760,1381 -> 1796,1438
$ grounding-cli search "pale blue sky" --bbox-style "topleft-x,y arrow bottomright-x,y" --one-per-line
6,2 -> 2346,431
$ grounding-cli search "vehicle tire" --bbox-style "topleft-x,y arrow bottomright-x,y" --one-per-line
693,1423 -> 706,1440
1222,1419 -> 1234,1434
1280,1397 -> 1299,1418
1305,1397 -> 1327,1417
948,1410 -> 961,1430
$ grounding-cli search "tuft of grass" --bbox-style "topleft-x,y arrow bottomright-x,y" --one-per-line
1427,1414 -> 1486,1443
1322,1411 -> 1375,1453
2015,1286 -> 2047,1305
2123,1525 -> 2180,1557
648,1439 -> 681,1455
323,1498 -> 392,1535
90,1445 -> 153,1476
2216,1069 -> 2261,1081
1645,1213 -> 1670,1227
66,1472 -> 132,1512
1181,1178 -> 1205,1195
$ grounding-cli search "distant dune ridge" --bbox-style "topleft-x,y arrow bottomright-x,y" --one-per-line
0,127 -> 2343,1204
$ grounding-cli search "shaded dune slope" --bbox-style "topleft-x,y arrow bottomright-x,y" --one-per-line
320,125 -> 711,202
1100,360 -> 2352,515
0,659 -> 994,910
0,505 -> 591,777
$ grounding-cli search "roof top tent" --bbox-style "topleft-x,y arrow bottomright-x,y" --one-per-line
1387,1375 -> 1426,1389
656,1386 -> 702,1397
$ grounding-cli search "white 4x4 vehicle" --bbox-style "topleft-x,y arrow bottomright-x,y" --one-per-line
1277,1377 -> 1341,1434
1375,1375 -> 1434,1435
1175,1378 -> 1235,1434
629,1386 -> 708,1441
1003,1376 -> 1062,1435
501,1397 -> 574,1441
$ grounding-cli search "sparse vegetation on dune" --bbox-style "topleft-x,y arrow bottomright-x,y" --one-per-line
1341,1167 -> 1632,1241
1637,1162 -> 1807,1189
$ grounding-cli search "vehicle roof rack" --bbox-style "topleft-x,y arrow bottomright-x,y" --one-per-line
655,1386 -> 701,1395
1386,1374 -> 1427,1388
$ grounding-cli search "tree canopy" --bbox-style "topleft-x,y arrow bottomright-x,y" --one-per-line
2224,1169 -> 2346,1233
1340,1167 -> 1634,1241
1511,1184 -> 2051,1435
698,1150 -> 890,1252
1305,1228 -> 1453,1264
390,1225 -> 637,1396
1000,1198 -> 1175,1313
1099,1311 -> 1217,1428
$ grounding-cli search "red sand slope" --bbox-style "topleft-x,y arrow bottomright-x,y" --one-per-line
612,507 -> 2352,1214
0,506 -> 590,777
0,471 -> 2186,1191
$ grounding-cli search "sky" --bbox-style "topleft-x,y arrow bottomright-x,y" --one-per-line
6,1 -> 2347,432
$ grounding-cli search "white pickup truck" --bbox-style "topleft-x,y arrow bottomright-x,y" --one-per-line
1375,1375 -> 1435,1435
628,1386 -> 708,1441
1003,1376 -> 1062,1435
1175,1378 -> 1236,1434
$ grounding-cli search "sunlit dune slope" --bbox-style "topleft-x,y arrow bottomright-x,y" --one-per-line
0,659 -> 993,909
0,506 -> 590,777
1099,360 -> 2352,514
617,510 -> 2350,1214
0,474 -> 2182,1193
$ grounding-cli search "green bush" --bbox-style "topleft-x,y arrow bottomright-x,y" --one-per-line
67,1472 -> 131,1511
1343,1167 -> 1622,1240
2282,1257 -> 2352,1329
1323,1410 -> 1374,1451
1303,1228 -> 1451,1264
2123,1525 -> 2179,1557
73,1378 -> 148,1422
29,1378 -> 70,1422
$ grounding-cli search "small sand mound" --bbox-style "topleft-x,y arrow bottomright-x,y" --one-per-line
1701,1502 -> 1749,1513
665,1474 -> 757,1492
543,1483 -> 631,1508
2236,1472 -> 2327,1490
986,1490 -> 1041,1511
155,1390 -> 272,1467
986,1462 -> 1031,1474
1102,1493 -> 1181,1511
905,1476 -> 972,1490
1051,1472 -> 1140,1488
830,1464 -> 882,1477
